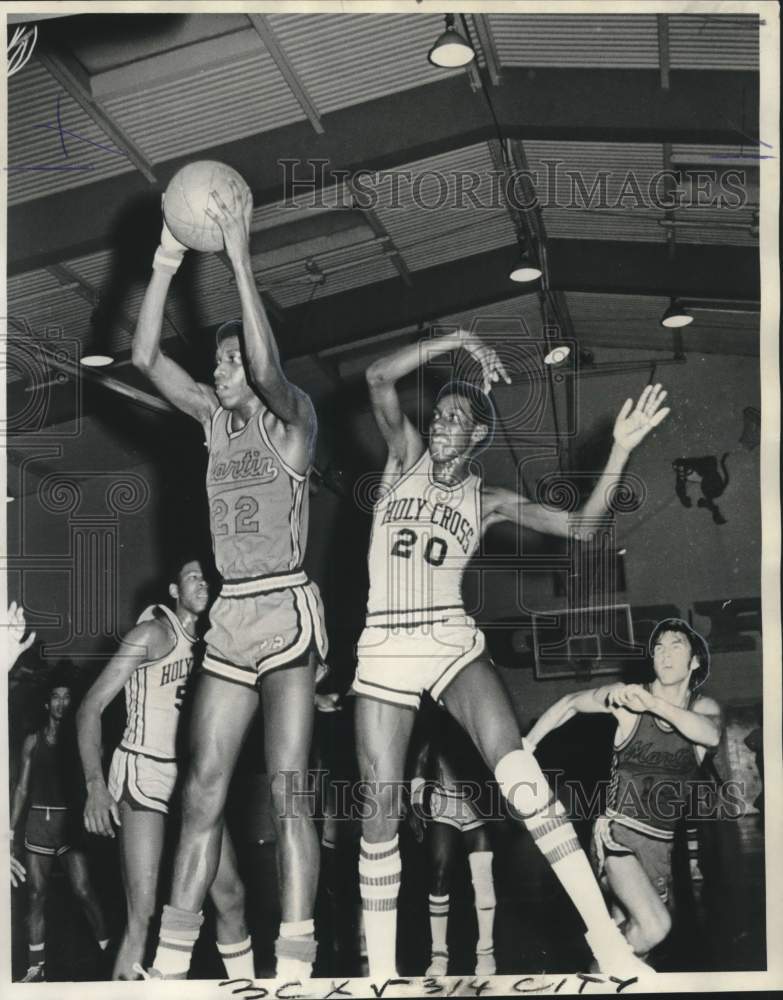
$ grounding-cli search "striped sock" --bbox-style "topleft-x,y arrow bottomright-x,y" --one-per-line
468,851 -> 495,965
218,936 -> 254,978
275,919 -> 316,980
27,941 -> 45,969
359,836 -> 401,977
151,905 -> 203,979
428,893 -> 449,966
495,750 -> 621,947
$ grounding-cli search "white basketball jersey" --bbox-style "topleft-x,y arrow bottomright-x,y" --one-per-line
365,450 -> 482,628
120,604 -> 196,760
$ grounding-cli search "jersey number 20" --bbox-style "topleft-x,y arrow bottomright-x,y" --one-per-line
391,528 -> 447,566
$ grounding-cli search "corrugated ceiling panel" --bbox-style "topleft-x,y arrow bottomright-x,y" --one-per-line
439,293 -> 544,336
668,14 -> 758,70
541,208 -> 665,242
267,13 -> 464,114
251,187 -> 349,231
103,50 -> 305,164
6,60 -> 137,206
7,269 -> 63,303
488,14 -> 659,68
7,291 -> 94,342
370,144 -> 517,271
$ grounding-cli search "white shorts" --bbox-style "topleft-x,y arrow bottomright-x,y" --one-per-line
429,786 -> 486,833
352,615 -> 486,710
108,746 -> 177,815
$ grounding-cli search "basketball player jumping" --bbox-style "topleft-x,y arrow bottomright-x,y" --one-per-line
354,326 -> 669,977
77,558 -> 251,980
132,180 -> 327,980
526,619 -> 721,961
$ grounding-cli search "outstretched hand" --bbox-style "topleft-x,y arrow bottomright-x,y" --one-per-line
4,601 -> 36,671
613,383 -> 670,453
459,331 -> 512,394
205,178 -> 253,264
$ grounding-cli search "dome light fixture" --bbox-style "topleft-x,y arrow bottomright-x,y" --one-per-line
544,345 -> 570,367
81,354 -> 114,367
428,13 -> 476,68
660,300 -> 693,329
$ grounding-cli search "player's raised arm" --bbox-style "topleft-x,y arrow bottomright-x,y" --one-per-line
483,384 -> 670,537
131,222 -> 217,429
205,181 -> 314,437
525,683 -> 629,750
366,328 -> 510,473
76,621 -> 169,838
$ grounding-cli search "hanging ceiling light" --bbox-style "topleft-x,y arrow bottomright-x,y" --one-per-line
81,354 -> 114,367
660,300 -> 694,328
428,13 -> 476,68
509,247 -> 542,283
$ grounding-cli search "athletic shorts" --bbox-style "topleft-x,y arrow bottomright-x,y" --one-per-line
429,786 -> 486,833
591,816 -> 674,906
352,614 -> 486,710
203,570 -> 328,690
108,746 -> 177,815
24,806 -> 72,857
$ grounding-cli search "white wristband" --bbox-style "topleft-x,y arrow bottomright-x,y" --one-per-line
153,246 -> 184,275
521,736 -> 538,754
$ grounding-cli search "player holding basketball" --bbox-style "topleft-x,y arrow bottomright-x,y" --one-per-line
77,558 -> 252,981
132,180 -> 327,980
354,326 -> 669,977
408,705 -> 498,977
10,668 -> 109,982
526,619 -> 721,962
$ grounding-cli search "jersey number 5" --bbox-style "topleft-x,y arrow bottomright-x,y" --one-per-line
390,528 -> 447,566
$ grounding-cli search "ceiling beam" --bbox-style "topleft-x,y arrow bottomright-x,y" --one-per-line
472,14 -> 503,86
344,176 -> 412,288
246,15 -> 324,136
35,47 -> 157,183
278,239 -> 758,358
9,66 -> 758,275
657,15 -> 671,91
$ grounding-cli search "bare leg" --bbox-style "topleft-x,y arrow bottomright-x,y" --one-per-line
354,695 -> 417,977
110,804 -> 166,979
603,855 -> 672,956
169,675 -> 258,913
61,848 -> 108,943
260,657 -> 318,923
426,822 -> 459,975
24,852 -> 53,965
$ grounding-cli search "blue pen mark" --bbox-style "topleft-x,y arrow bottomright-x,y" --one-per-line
3,93 -> 131,172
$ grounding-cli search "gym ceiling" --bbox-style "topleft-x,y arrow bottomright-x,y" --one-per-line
5,11 -> 761,430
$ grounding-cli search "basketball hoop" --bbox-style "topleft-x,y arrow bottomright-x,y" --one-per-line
7,24 -> 38,78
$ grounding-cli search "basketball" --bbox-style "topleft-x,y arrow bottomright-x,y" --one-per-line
163,161 -> 251,252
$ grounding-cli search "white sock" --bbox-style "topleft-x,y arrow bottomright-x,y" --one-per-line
359,836 -> 401,977
151,905 -> 203,978
428,893 -> 449,961
468,851 -> 495,959
495,749 -> 619,947
275,919 -> 316,980
218,936 -> 254,978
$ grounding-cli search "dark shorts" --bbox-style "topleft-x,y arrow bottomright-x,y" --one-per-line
591,817 -> 674,906
24,806 -> 72,857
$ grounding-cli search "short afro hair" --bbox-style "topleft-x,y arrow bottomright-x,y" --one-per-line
215,319 -> 243,349
648,618 -> 710,689
435,380 -> 496,456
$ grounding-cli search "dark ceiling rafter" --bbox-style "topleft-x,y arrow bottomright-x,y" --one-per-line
35,46 -> 157,184
246,14 -> 325,136
9,66 -> 759,276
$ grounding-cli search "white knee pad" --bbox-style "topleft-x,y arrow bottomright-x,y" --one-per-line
494,748 -> 554,817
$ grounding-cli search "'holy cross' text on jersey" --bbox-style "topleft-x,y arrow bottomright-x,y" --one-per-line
380,495 -> 475,555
